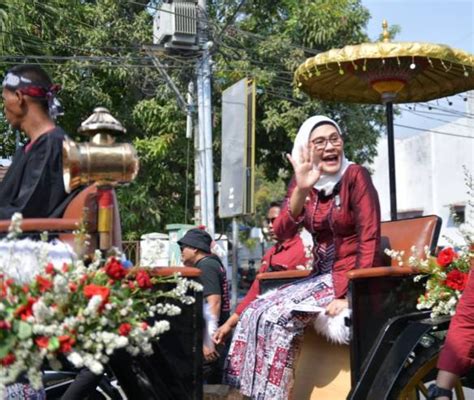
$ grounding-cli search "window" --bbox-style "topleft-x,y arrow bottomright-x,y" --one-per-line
452,205 -> 465,224
447,204 -> 466,227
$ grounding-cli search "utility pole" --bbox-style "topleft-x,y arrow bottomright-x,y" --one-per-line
152,0 -> 214,233
196,71 -> 208,228
197,0 -> 215,236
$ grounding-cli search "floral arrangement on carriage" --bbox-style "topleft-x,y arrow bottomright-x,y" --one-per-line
0,214 -> 202,396
386,168 -> 473,318
385,244 -> 472,318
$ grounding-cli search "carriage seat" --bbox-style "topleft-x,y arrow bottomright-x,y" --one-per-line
0,184 -> 122,253
257,215 -> 442,287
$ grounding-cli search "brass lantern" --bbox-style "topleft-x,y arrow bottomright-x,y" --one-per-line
63,107 -> 139,250
63,107 -> 139,192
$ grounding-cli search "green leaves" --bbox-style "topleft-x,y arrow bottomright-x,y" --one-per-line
47,336 -> 60,351
17,320 -> 32,340
0,335 -> 16,358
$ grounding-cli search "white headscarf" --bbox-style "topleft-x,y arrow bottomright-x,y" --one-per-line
291,115 -> 353,195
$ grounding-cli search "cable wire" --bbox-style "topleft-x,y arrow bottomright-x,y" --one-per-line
394,123 -> 474,139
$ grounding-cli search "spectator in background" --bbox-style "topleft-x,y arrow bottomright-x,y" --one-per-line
178,228 -> 230,383
213,201 -> 313,344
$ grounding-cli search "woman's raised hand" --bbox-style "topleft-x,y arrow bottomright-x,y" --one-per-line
286,144 -> 322,191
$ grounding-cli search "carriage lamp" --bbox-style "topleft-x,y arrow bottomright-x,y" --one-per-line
63,107 -> 140,250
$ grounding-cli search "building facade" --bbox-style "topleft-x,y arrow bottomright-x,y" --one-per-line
370,94 -> 473,247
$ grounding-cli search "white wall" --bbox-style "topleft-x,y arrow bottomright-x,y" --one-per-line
370,97 -> 474,247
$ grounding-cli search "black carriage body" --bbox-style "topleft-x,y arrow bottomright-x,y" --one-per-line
348,273 -> 442,399
259,271 -> 441,399
259,215 -> 446,399
109,283 -> 203,400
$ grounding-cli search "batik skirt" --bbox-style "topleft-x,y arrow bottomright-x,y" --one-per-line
224,272 -> 334,400
3,383 -> 46,400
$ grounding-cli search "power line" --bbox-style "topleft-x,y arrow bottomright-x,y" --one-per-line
0,59 -> 176,71
263,89 -> 308,106
229,26 -> 321,56
0,30 -> 201,64
213,0 -> 247,43
417,102 -> 474,118
398,108 -> 474,120
215,43 -> 295,76
394,123 -> 474,139
400,107 -> 474,128
32,0 -> 97,30
0,54 -> 199,71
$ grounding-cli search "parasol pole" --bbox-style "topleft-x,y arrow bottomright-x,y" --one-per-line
294,19 -> 474,224
382,92 -> 398,221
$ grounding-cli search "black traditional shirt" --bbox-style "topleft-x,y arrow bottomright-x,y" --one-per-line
0,127 -> 76,219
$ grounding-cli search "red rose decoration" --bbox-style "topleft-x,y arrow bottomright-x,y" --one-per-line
68,282 -> 78,292
83,284 -> 110,305
445,270 -> 469,291
35,336 -> 50,348
45,263 -> 55,275
58,335 -> 76,353
437,247 -> 458,267
104,258 -> 127,281
14,297 -> 37,320
0,278 -> 13,297
0,320 -> 11,330
1,353 -> 16,366
136,270 -> 152,289
36,275 -> 53,292
118,323 -> 132,336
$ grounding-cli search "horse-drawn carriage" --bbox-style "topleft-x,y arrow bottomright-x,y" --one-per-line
257,214 -> 468,400
6,181 -> 470,400
1,109 -> 470,400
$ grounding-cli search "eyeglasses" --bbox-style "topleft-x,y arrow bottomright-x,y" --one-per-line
310,135 -> 342,150
266,217 -> 277,225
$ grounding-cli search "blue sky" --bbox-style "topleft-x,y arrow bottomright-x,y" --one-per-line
362,0 -> 474,137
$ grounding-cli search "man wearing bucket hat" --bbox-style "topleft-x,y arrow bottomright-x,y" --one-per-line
178,228 -> 230,383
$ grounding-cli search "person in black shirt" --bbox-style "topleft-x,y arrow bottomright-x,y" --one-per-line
178,228 -> 230,382
0,64 -> 75,220
1,65 -> 98,400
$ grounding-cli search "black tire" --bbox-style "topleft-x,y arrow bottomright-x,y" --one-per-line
389,336 -> 470,400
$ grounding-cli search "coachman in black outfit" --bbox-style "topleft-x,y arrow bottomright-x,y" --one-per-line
0,64 -> 76,219
1,65 -> 99,400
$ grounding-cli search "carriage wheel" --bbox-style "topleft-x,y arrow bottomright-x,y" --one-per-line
389,341 -> 468,400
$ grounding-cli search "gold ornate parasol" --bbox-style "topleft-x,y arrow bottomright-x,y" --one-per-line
294,21 -> 474,220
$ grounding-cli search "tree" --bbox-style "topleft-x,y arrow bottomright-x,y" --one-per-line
212,0 -> 386,183
0,0 -> 195,239
0,0 -> 387,238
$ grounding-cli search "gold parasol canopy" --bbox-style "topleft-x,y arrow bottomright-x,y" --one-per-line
294,22 -> 474,104
294,21 -> 474,221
